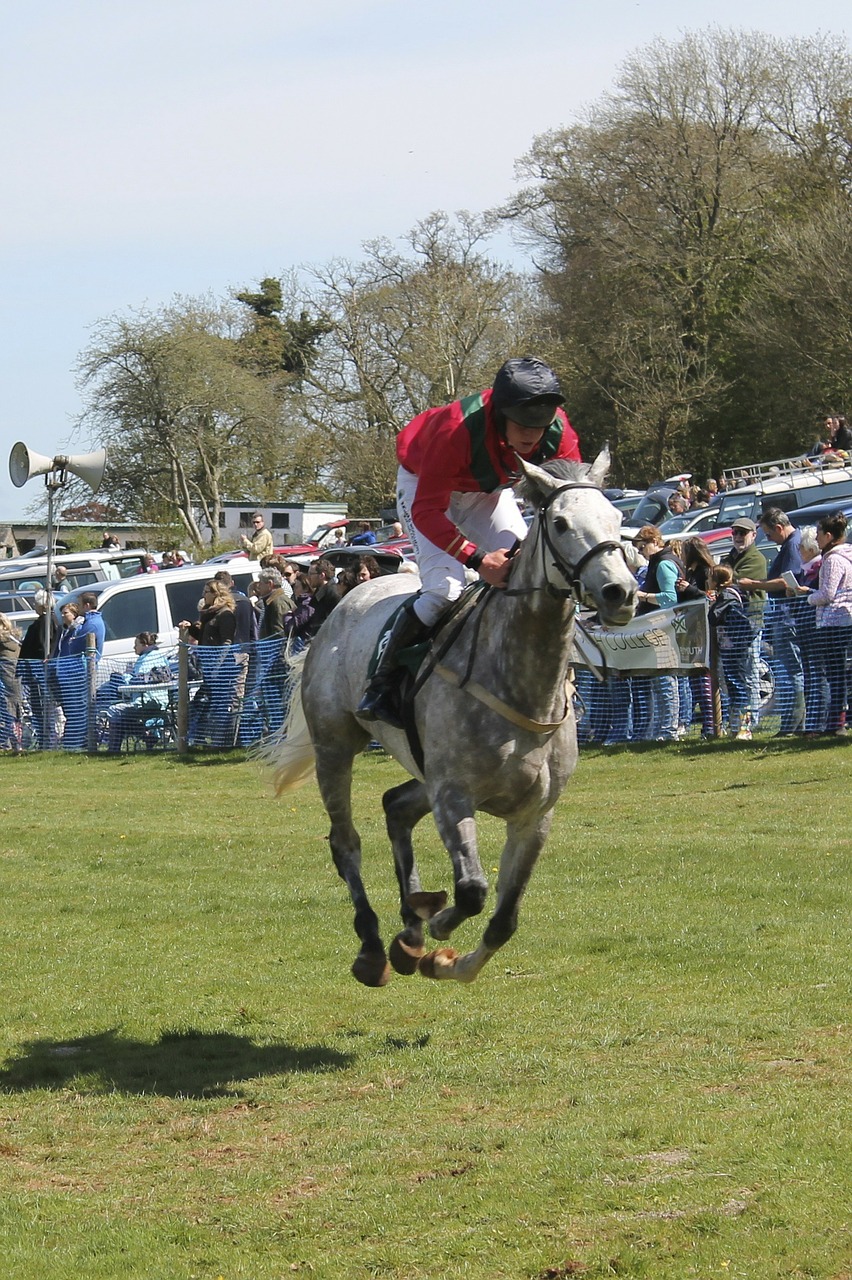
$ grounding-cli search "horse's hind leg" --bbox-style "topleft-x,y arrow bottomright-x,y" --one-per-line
383,779 -> 433,975
314,740 -> 390,988
422,787 -> 488,941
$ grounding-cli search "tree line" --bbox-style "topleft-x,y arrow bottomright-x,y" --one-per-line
74,28 -> 852,551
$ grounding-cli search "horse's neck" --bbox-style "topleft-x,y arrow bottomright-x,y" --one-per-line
474,559 -> 576,721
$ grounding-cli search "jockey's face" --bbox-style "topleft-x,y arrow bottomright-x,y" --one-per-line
503,418 -> 547,455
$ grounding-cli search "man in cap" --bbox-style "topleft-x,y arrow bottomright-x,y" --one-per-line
357,355 -> 580,723
723,517 -> 767,732
736,508 -> 805,735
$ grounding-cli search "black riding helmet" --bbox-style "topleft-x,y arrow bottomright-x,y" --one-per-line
491,356 -> 565,432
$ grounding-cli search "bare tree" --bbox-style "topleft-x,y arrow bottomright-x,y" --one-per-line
289,213 -> 537,512
77,298 -> 284,550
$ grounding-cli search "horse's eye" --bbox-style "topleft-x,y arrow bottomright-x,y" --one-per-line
553,516 -> 569,534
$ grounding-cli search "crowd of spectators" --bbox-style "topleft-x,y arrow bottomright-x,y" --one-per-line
5,454 -> 852,753
8,547 -> 397,752
577,505 -> 852,745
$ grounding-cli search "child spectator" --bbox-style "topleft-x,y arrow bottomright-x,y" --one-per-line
708,565 -> 754,740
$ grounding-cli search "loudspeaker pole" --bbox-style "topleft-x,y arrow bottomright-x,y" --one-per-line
42,469 -> 64,665
8,441 -> 109,748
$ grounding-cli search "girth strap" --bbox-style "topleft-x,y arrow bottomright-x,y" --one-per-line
433,663 -> 574,734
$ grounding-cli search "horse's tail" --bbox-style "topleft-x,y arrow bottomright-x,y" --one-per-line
256,647 -> 317,795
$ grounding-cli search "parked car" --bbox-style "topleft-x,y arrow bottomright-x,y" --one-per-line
620,486 -> 680,540
0,591 -> 40,632
278,517 -> 384,557
657,507 -> 725,541
608,492 -> 646,524
0,548 -> 148,595
752,497 -> 852,571
54,562 -> 261,674
285,546 -> 406,575
714,454 -> 852,528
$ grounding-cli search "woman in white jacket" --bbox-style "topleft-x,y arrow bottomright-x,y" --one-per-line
802,511 -> 852,735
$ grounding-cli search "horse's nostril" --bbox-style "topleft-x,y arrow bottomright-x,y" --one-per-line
601,583 -> 626,604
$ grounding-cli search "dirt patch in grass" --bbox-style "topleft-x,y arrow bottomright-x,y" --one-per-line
631,1148 -> 692,1166
535,1265 -> 588,1278
410,1161 -> 475,1184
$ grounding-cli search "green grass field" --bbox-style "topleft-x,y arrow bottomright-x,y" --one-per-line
0,742 -> 849,1279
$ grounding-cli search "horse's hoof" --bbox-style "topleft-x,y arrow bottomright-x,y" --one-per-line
389,934 -> 425,976
351,953 -> 391,987
418,947 -> 459,980
407,890 -> 448,921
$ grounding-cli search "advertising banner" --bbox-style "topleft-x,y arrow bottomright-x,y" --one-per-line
571,599 -> 710,676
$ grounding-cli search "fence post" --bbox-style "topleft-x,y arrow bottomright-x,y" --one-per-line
86,634 -> 98,752
709,628 -> 722,736
177,634 -> 189,756
41,658 -> 51,751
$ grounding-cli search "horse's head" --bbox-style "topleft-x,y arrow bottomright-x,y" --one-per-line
516,447 -> 637,626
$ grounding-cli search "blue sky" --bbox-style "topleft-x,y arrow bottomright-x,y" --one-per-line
1,0 -> 849,520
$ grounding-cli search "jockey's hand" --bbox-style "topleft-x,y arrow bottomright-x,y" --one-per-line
477,549 -> 514,588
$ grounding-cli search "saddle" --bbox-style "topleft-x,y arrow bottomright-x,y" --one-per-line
367,583 -> 489,770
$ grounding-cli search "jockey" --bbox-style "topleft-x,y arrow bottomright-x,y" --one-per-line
357,356 -> 581,724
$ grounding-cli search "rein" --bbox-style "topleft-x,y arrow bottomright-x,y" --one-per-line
418,478 -> 621,734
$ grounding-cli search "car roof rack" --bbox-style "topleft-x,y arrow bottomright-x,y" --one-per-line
722,454 -> 852,486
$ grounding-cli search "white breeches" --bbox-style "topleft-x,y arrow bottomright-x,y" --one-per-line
396,465 -> 528,626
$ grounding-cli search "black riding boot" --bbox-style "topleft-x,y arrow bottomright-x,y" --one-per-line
356,599 -> 430,728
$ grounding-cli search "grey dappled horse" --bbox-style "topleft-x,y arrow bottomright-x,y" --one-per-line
267,451 -> 637,985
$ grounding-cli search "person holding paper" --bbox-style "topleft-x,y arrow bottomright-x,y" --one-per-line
737,508 -> 805,736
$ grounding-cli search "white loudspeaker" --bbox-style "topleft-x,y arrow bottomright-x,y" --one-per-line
55,449 -> 108,493
9,442 -> 54,488
8,443 -> 108,492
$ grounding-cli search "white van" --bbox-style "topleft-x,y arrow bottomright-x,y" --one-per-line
56,563 -> 259,672
715,455 -> 852,526
0,548 -> 148,594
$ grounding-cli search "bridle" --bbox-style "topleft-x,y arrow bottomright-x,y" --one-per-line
421,480 -> 627,735
506,481 -> 628,604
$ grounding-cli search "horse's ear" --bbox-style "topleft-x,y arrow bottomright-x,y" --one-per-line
515,456 -> 565,505
586,444 -> 611,488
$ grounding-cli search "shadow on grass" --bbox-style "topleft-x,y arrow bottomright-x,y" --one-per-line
84,750 -> 248,768
0,1028 -> 354,1098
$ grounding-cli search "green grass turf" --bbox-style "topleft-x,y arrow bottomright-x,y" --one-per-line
0,741 -> 849,1278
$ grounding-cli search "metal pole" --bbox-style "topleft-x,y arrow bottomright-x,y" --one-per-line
86,633 -> 98,752
43,480 -> 55,662
42,481 -> 57,749
177,632 -> 189,755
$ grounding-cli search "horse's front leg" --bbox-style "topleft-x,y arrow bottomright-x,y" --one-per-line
419,788 -> 488,942
420,811 -> 553,984
314,743 -> 390,988
382,779 -> 432,975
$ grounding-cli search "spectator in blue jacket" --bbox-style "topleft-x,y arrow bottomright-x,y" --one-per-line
68,592 -> 105,658
349,522 -> 377,546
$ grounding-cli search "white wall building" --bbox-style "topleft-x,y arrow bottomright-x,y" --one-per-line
213,500 -> 348,547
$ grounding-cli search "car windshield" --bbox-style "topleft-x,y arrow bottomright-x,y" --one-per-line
657,512 -> 696,533
717,493 -> 758,524
629,493 -> 671,527
658,509 -> 719,535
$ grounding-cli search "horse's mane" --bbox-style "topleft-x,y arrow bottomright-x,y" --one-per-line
516,457 -> 593,503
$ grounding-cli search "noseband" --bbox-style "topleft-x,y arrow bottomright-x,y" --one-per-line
525,481 -> 628,603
